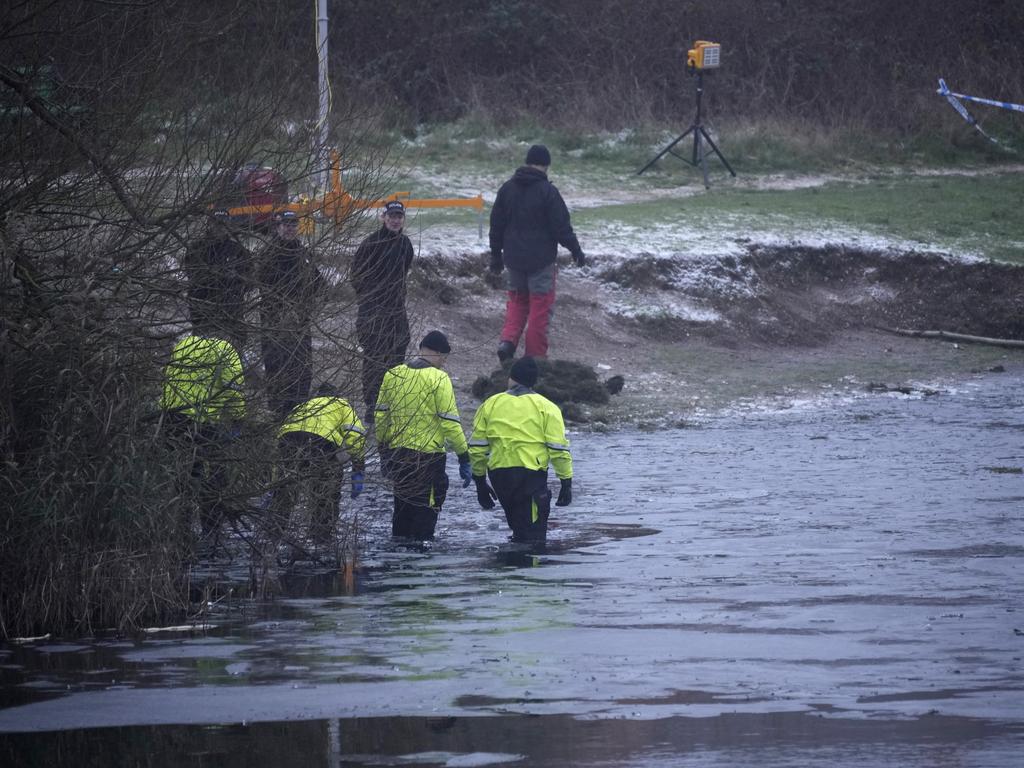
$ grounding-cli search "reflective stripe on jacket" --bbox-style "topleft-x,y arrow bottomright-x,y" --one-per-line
279,396 -> 366,461
375,361 -> 468,455
469,386 -> 572,480
159,335 -> 245,424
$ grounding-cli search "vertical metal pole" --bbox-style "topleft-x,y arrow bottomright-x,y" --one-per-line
692,70 -> 710,188
316,0 -> 330,193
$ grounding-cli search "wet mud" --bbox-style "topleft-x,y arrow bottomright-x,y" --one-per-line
2,367 -> 1023,765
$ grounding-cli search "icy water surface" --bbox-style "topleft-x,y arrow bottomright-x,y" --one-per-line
2,370 -> 1023,766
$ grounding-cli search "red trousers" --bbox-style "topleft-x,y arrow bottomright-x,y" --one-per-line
500,266 -> 557,358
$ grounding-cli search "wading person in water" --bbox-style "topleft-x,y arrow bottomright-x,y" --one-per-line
488,144 -> 586,363
374,331 -> 473,540
469,356 -> 574,543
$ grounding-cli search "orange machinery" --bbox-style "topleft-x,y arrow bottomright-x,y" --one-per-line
226,151 -> 485,236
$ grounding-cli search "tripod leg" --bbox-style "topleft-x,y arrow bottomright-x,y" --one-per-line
694,130 -> 710,188
637,127 -> 697,175
699,126 -> 737,177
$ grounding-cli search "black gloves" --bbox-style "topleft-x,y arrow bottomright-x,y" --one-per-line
555,478 -> 572,506
489,252 -> 504,274
572,250 -> 586,268
474,475 -> 497,509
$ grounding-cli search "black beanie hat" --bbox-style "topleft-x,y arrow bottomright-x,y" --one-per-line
509,356 -> 539,388
525,144 -> 551,167
419,330 -> 451,353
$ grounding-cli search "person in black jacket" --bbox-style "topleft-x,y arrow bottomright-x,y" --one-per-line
350,200 -> 415,422
257,210 -> 325,417
183,211 -> 253,351
489,144 -> 586,362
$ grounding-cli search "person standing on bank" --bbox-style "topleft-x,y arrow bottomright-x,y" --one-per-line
488,144 -> 586,363
258,210 -> 325,417
183,210 -> 253,352
374,331 -> 473,540
469,356 -> 573,543
351,200 -> 415,423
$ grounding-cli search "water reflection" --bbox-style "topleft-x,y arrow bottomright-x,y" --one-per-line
3,711 -> 1022,767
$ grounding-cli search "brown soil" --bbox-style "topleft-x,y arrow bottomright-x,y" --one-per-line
405,245 -> 1024,426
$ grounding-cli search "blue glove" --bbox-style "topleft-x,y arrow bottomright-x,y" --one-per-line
351,471 -> 364,499
459,459 -> 473,488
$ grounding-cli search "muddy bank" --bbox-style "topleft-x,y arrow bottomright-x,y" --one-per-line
405,245 -> 1024,425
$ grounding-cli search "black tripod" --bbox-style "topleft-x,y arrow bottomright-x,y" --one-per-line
638,67 -> 736,188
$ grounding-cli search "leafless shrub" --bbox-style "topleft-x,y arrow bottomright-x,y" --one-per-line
0,1 -> 392,637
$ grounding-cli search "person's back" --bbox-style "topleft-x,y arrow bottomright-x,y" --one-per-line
273,387 -> 367,547
279,395 -> 366,454
492,166 -> 566,273
469,357 -> 573,543
374,331 -> 472,540
159,334 -> 245,426
488,145 -> 585,361
376,360 -> 464,455
159,332 -> 246,552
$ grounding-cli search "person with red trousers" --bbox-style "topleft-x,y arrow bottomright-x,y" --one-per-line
488,144 -> 586,362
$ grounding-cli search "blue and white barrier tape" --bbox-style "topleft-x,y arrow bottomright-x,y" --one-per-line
937,79 -> 1024,115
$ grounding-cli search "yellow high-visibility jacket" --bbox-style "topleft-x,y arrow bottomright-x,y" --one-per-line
279,396 -> 366,462
159,335 -> 245,424
375,360 -> 468,456
469,386 -> 572,479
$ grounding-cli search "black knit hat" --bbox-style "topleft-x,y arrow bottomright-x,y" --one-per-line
509,356 -> 539,387
525,144 -> 551,167
419,330 -> 451,354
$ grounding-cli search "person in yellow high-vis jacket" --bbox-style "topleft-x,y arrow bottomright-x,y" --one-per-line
469,356 -> 573,543
160,333 -> 245,426
159,333 -> 246,551
375,330 -> 472,540
274,383 -> 367,546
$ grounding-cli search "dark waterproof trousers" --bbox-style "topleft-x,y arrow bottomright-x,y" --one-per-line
357,309 -> 410,418
488,467 -> 552,543
162,413 -> 235,549
272,431 -> 343,545
262,329 -> 312,418
388,447 -> 448,540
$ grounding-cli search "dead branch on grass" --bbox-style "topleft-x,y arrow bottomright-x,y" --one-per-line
878,326 -> 1024,350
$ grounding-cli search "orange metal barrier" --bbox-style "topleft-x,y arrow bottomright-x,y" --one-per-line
226,151 -> 485,236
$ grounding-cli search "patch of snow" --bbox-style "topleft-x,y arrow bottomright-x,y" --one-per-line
606,295 -> 721,323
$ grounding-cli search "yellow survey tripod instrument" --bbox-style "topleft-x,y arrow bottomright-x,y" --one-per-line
638,41 -> 736,188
